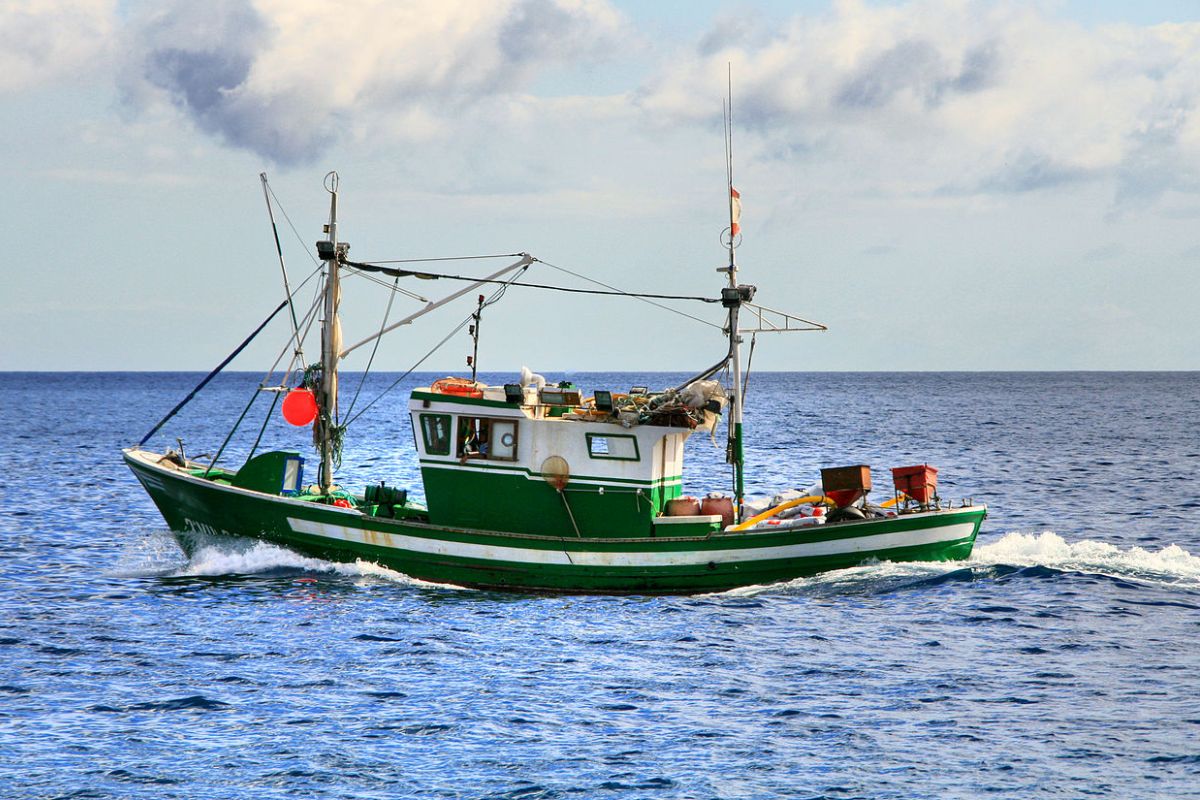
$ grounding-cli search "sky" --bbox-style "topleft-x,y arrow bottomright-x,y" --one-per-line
3,0 -> 1200,373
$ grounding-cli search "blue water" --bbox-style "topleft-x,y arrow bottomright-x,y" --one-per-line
2,371 -> 1199,799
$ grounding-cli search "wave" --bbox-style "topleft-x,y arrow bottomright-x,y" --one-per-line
178,540 -> 358,577
726,531 -> 1200,597
156,530 -> 464,590
109,529 -> 190,577
112,528 -> 458,589
972,531 -> 1200,585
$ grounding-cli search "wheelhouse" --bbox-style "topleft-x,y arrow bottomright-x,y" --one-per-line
409,383 -> 696,537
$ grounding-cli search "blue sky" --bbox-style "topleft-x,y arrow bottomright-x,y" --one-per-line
4,0 -> 1199,372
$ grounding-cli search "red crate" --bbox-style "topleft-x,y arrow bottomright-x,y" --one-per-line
891,464 -> 938,504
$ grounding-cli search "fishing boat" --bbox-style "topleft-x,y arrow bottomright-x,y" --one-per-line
124,164 -> 985,594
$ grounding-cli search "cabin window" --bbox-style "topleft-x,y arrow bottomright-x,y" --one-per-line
587,433 -> 639,461
420,414 -> 451,455
281,455 -> 304,496
457,416 -> 519,462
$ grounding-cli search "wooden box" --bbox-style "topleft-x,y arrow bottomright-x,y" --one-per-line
821,465 -> 871,508
891,464 -> 938,504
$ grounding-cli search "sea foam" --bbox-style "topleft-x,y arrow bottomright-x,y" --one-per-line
179,537 -> 461,590
178,540 -> 356,577
972,531 -> 1200,585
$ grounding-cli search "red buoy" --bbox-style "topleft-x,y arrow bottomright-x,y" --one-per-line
282,388 -> 318,426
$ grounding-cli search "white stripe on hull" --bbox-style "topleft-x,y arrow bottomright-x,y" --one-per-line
286,516 -> 977,568
135,473 -> 166,493
420,461 -> 682,490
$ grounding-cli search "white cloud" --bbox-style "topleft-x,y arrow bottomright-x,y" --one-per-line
9,0 -> 1199,213
0,0 -> 115,92
115,0 -> 628,165
636,0 -> 1200,210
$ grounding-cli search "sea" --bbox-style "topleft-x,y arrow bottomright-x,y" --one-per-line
1,370 -> 1198,799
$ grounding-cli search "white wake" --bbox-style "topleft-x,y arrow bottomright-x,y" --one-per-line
971,531 -> 1200,585
724,531 -> 1200,597
113,529 -> 461,589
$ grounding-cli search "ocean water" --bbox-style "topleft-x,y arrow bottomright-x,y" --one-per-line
1,370 -> 1198,799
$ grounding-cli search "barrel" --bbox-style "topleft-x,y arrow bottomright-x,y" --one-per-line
700,495 -> 735,528
665,496 -> 701,516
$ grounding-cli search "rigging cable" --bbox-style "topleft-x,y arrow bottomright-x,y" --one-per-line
137,298 -> 289,447
246,391 -> 282,464
535,257 -> 724,331
344,259 -> 723,307
343,266 -> 428,303
142,260 -> 325,452
341,264 -> 530,428
204,388 -> 262,474
261,267 -> 325,385
344,274 -> 402,421
265,181 -> 322,268
742,332 -> 757,405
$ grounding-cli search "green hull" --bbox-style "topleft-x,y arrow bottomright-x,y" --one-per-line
125,449 -> 985,594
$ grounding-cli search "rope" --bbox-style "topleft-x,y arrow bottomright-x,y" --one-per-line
137,299 -> 289,447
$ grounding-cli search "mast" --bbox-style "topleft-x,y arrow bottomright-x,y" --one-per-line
317,172 -> 343,494
723,71 -> 747,522
469,293 -> 484,383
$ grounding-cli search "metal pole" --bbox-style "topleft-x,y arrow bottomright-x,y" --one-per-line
260,173 -> 303,361
469,294 -> 483,383
320,173 -> 340,494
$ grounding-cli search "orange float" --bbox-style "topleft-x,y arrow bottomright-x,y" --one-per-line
281,388 -> 318,426
430,377 -> 484,398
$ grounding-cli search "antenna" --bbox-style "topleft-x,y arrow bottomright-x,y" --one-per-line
722,63 -> 741,270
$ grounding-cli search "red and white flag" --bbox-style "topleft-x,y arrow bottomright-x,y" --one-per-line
730,187 -> 742,236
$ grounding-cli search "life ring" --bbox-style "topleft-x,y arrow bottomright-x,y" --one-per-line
431,377 -> 484,398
